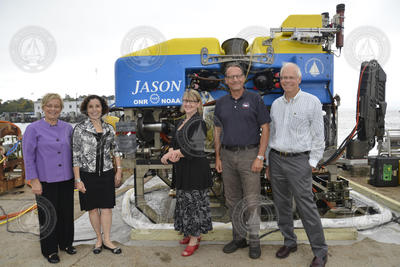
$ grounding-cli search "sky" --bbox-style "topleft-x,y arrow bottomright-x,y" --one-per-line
1,0 -> 399,109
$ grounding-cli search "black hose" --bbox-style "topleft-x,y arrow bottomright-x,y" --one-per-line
259,228 -> 280,239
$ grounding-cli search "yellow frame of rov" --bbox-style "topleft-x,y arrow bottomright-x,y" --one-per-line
121,14 -> 324,58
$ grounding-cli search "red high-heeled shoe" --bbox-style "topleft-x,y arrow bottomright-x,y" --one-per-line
179,236 -> 201,244
181,243 -> 199,256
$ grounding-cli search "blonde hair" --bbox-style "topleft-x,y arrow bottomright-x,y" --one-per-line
180,89 -> 203,115
41,93 -> 64,109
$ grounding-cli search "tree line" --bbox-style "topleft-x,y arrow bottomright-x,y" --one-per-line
0,98 -> 34,113
0,94 -> 115,113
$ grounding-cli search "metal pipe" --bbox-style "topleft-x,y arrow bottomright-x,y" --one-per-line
143,123 -> 164,132
335,4 -> 345,49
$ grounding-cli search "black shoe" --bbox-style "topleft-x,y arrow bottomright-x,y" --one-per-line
222,239 -> 248,254
249,245 -> 261,259
61,246 -> 77,255
249,235 -> 261,259
103,244 -> 122,254
46,253 -> 60,264
92,246 -> 102,254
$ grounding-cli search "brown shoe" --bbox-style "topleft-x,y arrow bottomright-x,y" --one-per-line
275,245 -> 297,258
310,255 -> 328,267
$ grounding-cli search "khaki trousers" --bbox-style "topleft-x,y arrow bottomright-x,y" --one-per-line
221,147 -> 260,240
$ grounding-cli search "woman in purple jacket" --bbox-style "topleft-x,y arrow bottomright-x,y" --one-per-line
23,93 -> 75,264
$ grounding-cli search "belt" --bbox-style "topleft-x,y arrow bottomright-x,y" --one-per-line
271,148 -> 310,157
221,144 -> 258,151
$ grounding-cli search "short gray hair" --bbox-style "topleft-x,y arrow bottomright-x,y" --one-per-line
280,62 -> 302,79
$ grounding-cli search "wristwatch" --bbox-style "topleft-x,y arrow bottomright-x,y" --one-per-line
257,155 -> 264,161
75,178 -> 82,183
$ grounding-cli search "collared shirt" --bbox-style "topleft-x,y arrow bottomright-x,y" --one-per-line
72,118 -> 122,173
266,90 -> 325,167
23,118 -> 74,183
214,90 -> 271,146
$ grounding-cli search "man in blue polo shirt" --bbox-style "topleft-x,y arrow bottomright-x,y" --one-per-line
214,62 -> 271,259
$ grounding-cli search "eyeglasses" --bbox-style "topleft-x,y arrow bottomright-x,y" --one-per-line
280,76 -> 297,81
182,99 -> 199,104
225,74 -> 244,80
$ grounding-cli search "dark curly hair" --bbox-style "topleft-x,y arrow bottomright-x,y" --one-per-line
80,95 -> 109,116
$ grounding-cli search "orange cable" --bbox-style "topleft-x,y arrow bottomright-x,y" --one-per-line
350,63 -> 369,140
0,204 -> 37,221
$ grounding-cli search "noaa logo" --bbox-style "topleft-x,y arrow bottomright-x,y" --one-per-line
9,26 -> 57,73
344,26 -> 390,72
305,58 -> 324,77
120,26 -> 167,73
150,93 -> 160,104
236,25 -> 269,44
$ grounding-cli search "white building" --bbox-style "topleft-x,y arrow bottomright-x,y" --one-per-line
34,97 -> 115,118
34,99 -> 82,118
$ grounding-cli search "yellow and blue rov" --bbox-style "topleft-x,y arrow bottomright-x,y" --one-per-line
113,4 -> 361,223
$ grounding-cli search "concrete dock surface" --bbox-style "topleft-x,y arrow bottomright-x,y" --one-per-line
1,224 -> 400,267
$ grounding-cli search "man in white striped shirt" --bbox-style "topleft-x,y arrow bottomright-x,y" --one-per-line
266,62 -> 328,267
